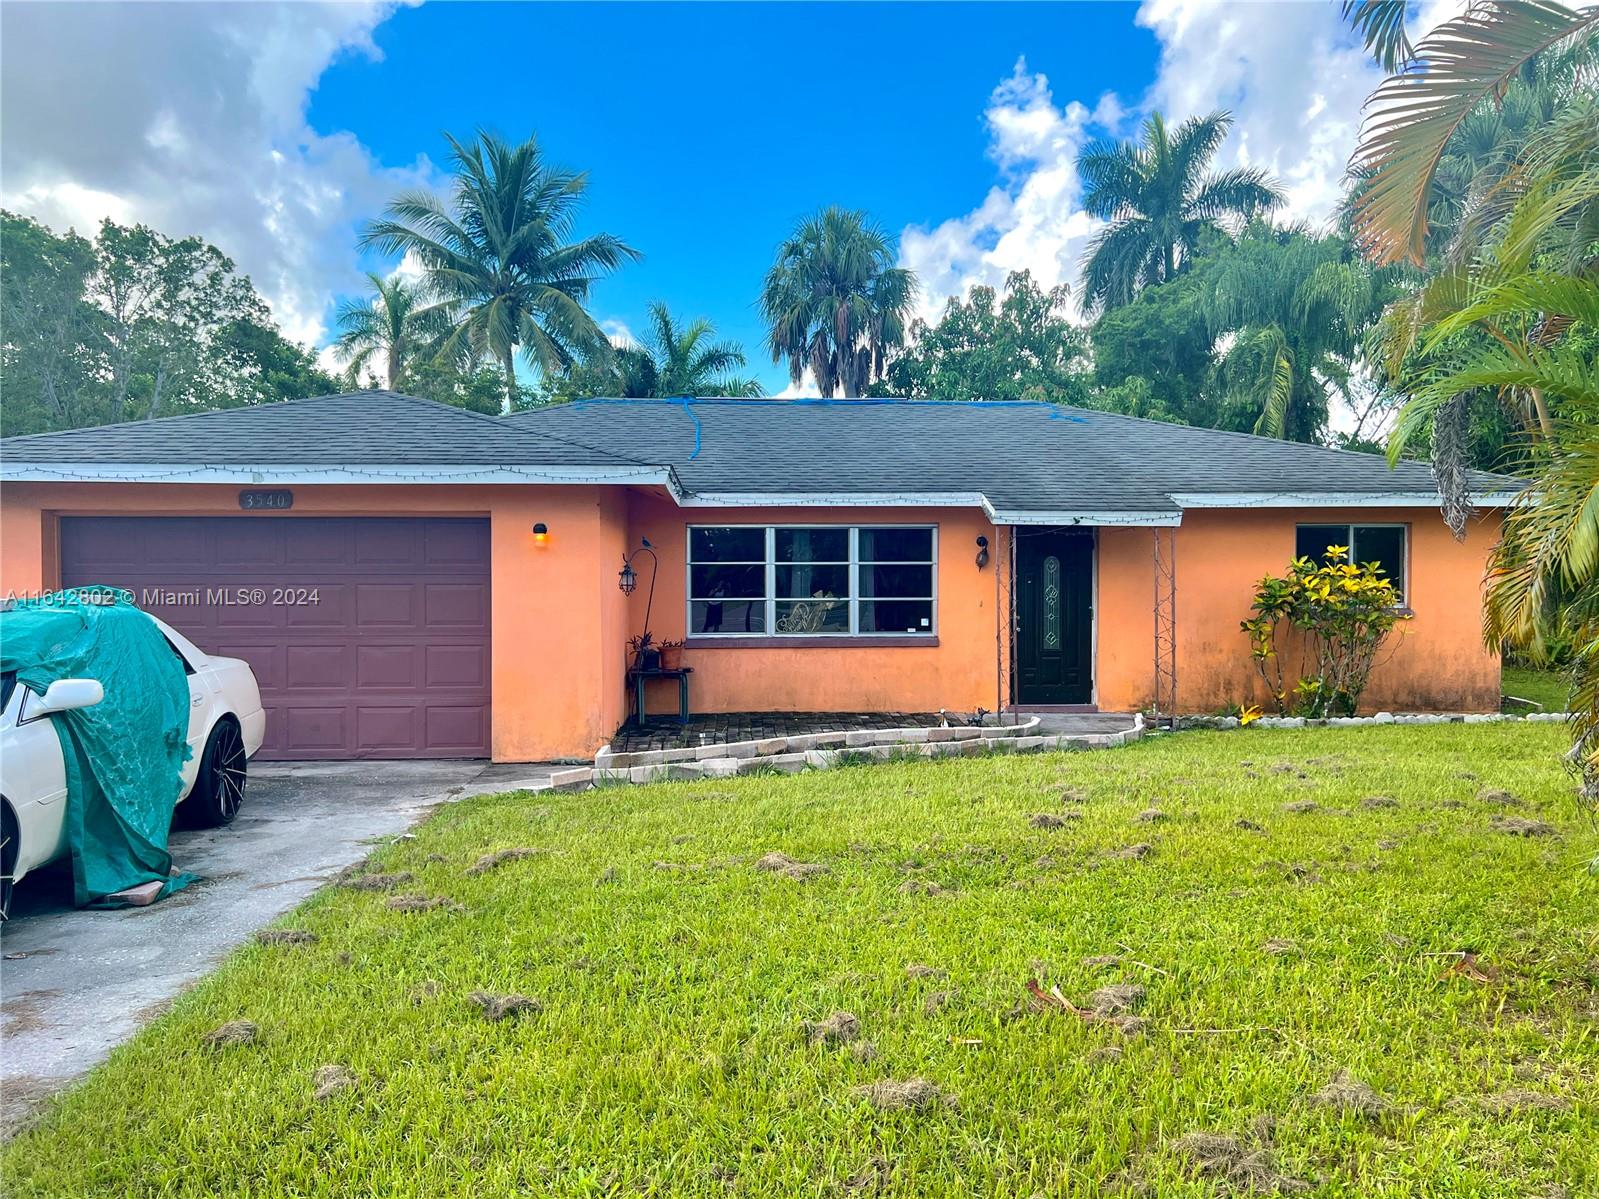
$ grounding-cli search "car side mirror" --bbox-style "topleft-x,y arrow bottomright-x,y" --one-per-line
34,678 -> 105,715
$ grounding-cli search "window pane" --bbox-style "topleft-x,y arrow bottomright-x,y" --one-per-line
689,563 -> 765,599
1295,524 -> 1349,565
690,526 -> 764,562
859,527 -> 933,562
861,599 -> 934,633
775,563 -> 849,599
691,599 -> 765,634
775,527 -> 848,563
861,563 -> 932,599
774,598 -> 849,634
1354,526 -> 1405,592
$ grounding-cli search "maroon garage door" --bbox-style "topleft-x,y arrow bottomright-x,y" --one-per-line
60,516 -> 491,760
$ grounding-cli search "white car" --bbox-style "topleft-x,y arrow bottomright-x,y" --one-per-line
0,616 -> 265,919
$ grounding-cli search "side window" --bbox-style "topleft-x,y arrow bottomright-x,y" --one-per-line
1294,523 -> 1408,602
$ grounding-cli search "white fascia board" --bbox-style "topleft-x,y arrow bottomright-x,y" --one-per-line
679,490 -> 991,509
991,508 -> 1182,527
676,491 -> 1183,526
1168,490 -> 1519,509
0,462 -> 682,495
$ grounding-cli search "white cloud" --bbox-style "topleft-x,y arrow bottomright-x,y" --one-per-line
0,1 -> 432,347
899,59 -> 1105,325
1135,0 -> 1385,230
600,318 -> 637,349
772,371 -> 821,400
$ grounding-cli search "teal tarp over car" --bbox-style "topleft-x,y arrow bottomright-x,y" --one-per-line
0,589 -> 196,907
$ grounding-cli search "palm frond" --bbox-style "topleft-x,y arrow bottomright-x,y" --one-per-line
1350,0 -> 1599,265
1342,0 -> 1417,73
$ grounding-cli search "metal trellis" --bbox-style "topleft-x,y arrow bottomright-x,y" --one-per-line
1153,527 -> 1177,730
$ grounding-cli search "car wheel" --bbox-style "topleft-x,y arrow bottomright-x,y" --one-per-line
1,804 -> 17,922
188,719 -> 248,828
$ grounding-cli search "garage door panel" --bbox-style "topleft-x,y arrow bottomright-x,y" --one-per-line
285,643 -> 355,689
355,584 -> 417,628
357,706 -> 421,752
426,519 -> 490,564
284,586 -> 350,628
425,583 -> 488,628
426,705 -> 488,751
426,643 -> 488,688
356,644 -> 420,688
61,517 -> 491,760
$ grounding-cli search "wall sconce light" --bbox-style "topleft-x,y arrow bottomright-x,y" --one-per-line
532,522 -> 550,546
975,535 -> 990,570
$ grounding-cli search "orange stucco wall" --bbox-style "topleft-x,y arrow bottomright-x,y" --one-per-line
620,494 -> 1005,716
0,482 -> 1503,761
1096,507 -> 1502,714
0,481 -> 632,762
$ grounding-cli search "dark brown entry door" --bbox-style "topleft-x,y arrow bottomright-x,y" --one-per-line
60,516 -> 491,760
1015,530 -> 1093,705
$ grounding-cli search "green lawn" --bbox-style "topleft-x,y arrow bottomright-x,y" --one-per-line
5,725 -> 1596,1198
1503,665 -> 1572,713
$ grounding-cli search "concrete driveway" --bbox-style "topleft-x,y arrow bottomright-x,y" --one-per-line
0,758 -> 553,1135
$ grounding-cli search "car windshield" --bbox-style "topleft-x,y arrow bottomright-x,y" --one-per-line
1,671 -> 15,711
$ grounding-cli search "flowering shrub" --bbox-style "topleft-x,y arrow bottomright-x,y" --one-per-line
1241,545 -> 1409,717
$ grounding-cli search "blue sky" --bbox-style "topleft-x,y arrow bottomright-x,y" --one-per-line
2,1 -> 1421,395
309,3 -> 1159,392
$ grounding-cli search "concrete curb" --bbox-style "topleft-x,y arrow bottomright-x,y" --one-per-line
516,713 -> 1146,793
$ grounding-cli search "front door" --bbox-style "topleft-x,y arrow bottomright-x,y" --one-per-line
1016,530 -> 1093,705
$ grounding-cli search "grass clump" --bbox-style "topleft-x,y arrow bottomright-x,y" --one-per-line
2,723 -> 1595,1197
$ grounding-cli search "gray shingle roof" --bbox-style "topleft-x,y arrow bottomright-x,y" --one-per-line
510,397 -> 1518,517
3,391 -> 1518,518
0,390 -> 650,470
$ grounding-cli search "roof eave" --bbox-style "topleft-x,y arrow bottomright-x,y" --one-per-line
0,461 -> 685,497
1168,489 -> 1519,509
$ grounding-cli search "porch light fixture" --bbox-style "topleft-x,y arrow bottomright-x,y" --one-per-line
975,535 -> 989,570
532,522 -> 550,545
619,539 -> 659,639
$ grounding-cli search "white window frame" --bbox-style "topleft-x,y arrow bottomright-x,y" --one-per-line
1295,522 -> 1409,599
686,523 -> 938,639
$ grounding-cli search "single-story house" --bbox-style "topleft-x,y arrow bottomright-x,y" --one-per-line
0,391 -> 1518,762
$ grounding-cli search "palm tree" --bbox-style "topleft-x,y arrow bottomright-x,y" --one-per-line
616,302 -> 762,397
1201,224 -> 1398,442
1352,1 -> 1599,798
1077,111 -> 1284,312
760,207 -> 917,398
330,272 -> 451,389
360,131 -> 639,412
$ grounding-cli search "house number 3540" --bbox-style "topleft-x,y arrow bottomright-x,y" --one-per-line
238,489 -> 293,510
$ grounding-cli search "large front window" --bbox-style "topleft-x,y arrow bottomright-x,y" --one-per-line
688,525 -> 937,637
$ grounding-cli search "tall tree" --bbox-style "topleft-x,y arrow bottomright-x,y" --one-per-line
331,272 -> 452,389
1077,111 -> 1284,312
1,211 -> 335,435
884,270 -> 1091,405
760,206 -> 917,398
361,131 -> 639,412
538,302 -> 761,403
1200,224 -> 1400,442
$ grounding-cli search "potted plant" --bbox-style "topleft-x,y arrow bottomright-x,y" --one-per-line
628,632 -> 660,671
657,639 -> 685,671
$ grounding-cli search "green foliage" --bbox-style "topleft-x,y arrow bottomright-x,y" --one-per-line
3,725 -> 1593,1195
1,210 -> 336,435
331,273 -> 454,390
536,301 -> 761,403
1242,545 -> 1409,717
760,206 -> 916,398
361,131 -> 639,412
882,270 -> 1091,404
1088,269 -> 1214,425
1078,111 -> 1283,312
